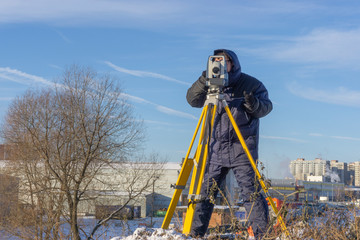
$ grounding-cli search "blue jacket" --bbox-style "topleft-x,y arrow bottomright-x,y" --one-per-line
186,49 -> 272,167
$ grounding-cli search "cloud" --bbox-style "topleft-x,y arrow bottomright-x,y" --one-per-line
244,28 -> 360,69
105,61 -> 190,86
48,64 -> 63,70
121,93 -> 196,120
120,93 -> 153,105
0,73 -> 29,85
0,67 -> 54,86
261,135 -> 307,143
0,67 -> 196,120
288,82 -> 360,107
0,0 -> 183,26
156,105 -> 197,120
55,30 -> 71,43
309,133 -> 360,141
276,29 -> 360,67
0,0 -> 336,30
144,120 -> 181,126
331,136 -> 360,141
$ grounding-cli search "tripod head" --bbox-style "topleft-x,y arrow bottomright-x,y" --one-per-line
206,55 -> 229,94
205,55 -> 229,103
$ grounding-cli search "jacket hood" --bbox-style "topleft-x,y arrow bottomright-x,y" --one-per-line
214,49 -> 242,86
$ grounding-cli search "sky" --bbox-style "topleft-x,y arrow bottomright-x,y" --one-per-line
1,0 -> 360,179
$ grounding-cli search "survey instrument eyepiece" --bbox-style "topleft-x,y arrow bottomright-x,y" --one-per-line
206,55 -> 229,92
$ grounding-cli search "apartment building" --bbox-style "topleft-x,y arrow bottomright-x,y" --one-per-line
290,158 -> 360,186
354,162 -> 360,187
290,158 -> 329,181
330,160 -> 347,184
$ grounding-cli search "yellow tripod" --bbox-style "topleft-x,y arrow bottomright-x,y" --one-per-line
161,91 -> 290,238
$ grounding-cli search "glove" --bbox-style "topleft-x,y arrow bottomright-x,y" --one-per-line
198,71 -> 207,84
243,91 -> 256,109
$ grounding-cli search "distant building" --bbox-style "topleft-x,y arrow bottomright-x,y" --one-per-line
354,162 -> 360,187
290,158 -> 329,181
79,162 -> 182,217
330,160 -> 347,183
0,158 -> 240,218
268,178 -> 297,201
0,159 -> 181,218
300,181 -> 345,202
307,175 -> 325,182
290,157 -> 360,186
269,178 -> 345,202
348,162 -> 355,186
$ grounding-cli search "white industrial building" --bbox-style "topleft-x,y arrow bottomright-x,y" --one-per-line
0,158 -> 182,218
0,157 -> 242,219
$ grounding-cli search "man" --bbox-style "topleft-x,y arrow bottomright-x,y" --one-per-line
186,49 -> 272,239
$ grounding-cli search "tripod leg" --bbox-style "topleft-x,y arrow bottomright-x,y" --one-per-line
161,154 -> 195,229
222,100 -> 290,237
183,104 -> 217,235
161,106 -> 207,229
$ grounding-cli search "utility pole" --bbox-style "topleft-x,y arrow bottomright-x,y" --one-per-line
151,176 -> 159,226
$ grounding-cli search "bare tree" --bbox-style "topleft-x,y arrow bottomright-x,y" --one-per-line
1,90 -> 67,240
86,154 -> 165,239
1,65 -> 146,239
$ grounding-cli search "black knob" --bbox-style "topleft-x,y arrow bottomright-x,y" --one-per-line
212,67 -> 220,74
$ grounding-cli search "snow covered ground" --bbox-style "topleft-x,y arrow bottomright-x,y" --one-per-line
0,216 -> 254,239
80,217 -> 199,239
111,227 -> 190,240
0,217 -> 191,240
0,213 -> 289,239
2,205 -> 353,240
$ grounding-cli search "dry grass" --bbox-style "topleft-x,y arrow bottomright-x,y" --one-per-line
203,202 -> 360,240
203,185 -> 360,240
284,202 -> 360,240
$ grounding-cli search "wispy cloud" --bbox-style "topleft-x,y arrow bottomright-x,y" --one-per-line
331,136 -> 360,141
121,93 -> 196,120
144,120 -> 181,127
0,67 -> 196,120
105,61 -> 190,86
48,64 -> 63,70
55,30 -> 71,43
261,135 -> 307,143
0,1 -> 352,28
0,73 -> 29,85
277,29 -> 360,68
156,105 -> 196,120
309,133 -> 360,141
242,28 -> 360,70
309,133 -> 323,137
0,67 -> 54,86
288,82 -> 360,107
0,0 -> 183,26
120,93 -> 153,105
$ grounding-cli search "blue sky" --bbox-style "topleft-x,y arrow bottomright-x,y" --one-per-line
1,0 -> 360,178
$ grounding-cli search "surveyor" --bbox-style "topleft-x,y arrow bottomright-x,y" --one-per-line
186,49 -> 272,239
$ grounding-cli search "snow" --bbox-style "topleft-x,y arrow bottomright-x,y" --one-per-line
5,208 -> 353,240
0,217 -> 176,240
111,227 -> 189,240
0,216 -> 247,240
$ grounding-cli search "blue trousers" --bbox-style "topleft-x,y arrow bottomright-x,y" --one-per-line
190,162 -> 269,238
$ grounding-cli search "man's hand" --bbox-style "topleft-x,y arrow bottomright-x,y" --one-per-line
243,91 -> 256,108
198,71 -> 207,84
